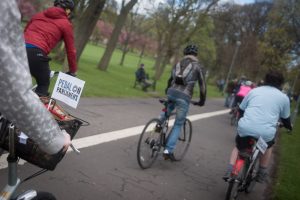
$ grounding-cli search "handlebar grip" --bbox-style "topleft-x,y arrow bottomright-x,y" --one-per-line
50,71 -> 59,78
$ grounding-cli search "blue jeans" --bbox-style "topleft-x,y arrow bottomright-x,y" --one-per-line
159,95 -> 190,153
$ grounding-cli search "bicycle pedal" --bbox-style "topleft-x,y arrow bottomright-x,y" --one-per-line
163,153 -> 176,162
223,177 -> 229,182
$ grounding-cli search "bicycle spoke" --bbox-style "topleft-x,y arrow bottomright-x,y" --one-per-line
173,119 -> 192,161
137,119 -> 162,169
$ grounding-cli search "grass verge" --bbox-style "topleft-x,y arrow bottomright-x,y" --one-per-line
49,43 -> 222,99
271,114 -> 300,200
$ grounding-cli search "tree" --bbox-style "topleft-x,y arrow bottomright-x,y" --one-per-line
97,0 -> 138,71
119,8 -> 139,66
212,2 -> 273,81
150,0 -> 219,81
74,0 -> 106,61
259,0 -> 299,77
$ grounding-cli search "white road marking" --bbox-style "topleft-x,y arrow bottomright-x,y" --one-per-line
0,109 -> 229,169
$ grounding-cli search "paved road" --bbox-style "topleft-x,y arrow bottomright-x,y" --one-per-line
0,98 -> 271,200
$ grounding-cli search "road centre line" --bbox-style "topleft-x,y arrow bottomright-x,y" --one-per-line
71,109 -> 229,150
0,109 -> 229,169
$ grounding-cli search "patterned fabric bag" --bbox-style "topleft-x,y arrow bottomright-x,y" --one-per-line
0,98 -> 88,170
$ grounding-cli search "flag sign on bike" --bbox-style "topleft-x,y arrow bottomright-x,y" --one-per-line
51,72 -> 85,109
256,136 -> 268,154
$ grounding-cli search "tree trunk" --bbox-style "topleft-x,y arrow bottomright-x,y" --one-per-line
137,44 -> 146,67
74,0 -> 106,62
153,53 -> 164,80
52,42 -> 65,63
97,0 -> 138,71
119,37 -> 130,66
156,56 -> 170,81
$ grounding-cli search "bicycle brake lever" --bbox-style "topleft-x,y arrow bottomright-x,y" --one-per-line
70,143 -> 80,154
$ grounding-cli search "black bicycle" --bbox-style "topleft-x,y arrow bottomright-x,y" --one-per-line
224,136 -> 266,200
230,103 -> 240,127
137,98 -> 197,169
224,123 -> 288,200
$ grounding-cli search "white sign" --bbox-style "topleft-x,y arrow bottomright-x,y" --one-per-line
51,72 -> 85,109
256,136 -> 268,154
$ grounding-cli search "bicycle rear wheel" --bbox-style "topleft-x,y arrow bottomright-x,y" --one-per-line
172,118 -> 192,161
225,164 -> 245,200
137,118 -> 162,169
245,159 -> 259,193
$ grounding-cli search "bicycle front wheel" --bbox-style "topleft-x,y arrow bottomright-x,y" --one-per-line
230,111 -> 238,126
230,114 -> 236,126
173,118 -> 192,161
137,118 -> 162,169
14,190 -> 56,200
33,192 -> 56,200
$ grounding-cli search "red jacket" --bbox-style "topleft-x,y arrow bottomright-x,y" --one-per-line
24,7 -> 77,73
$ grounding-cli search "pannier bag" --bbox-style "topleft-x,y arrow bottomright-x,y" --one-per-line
0,97 -> 88,170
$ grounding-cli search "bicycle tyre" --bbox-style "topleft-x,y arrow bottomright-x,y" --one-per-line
225,164 -> 245,200
137,118 -> 162,169
33,192 -> 56,200
14,190 -> 56,200
245,158 -> 259,193
172,118 -> 192,161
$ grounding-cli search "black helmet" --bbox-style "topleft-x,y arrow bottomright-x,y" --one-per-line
183,44 -> 198,56
54,0 -> 75,11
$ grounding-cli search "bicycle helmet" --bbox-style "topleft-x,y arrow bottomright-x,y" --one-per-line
245,80 -> 252,86
183,44 -> 198,56
54,0 -> 75,11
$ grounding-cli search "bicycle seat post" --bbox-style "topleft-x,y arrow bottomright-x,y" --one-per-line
7,124 -> 19,186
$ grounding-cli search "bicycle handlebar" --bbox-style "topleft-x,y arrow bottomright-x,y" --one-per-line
50,71 -> 59,78
276,121 -> 293,135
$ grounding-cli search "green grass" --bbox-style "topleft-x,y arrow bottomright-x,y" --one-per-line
272,114 -> 300,200
49,43 -> 222,98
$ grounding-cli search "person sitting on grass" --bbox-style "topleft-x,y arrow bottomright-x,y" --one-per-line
135,63 -> 151,92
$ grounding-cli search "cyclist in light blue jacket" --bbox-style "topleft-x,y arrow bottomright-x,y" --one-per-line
223,70 -> 293,183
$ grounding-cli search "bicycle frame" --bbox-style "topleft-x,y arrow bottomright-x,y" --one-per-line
159,100 -> 172,146
229,137 -> 267,192
159,98 -> 195,148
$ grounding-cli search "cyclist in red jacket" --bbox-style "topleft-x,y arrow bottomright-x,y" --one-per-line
24,0 -> 77,97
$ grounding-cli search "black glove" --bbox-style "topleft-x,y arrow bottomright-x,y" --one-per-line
66,71 -> 77,77
198,99 -> 205,107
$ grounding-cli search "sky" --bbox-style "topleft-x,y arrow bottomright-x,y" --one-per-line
116,0 -> 256,14
224,0 -> 255,4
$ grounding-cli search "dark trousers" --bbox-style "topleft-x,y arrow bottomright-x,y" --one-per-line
26,48 -> 51,96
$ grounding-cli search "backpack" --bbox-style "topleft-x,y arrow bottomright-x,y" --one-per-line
174,60 -> 194,86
